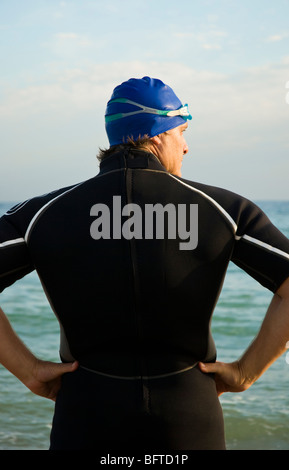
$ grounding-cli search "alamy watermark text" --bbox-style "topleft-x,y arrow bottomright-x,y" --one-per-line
90,196 -> 198,250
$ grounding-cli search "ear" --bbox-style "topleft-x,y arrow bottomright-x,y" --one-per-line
150,135 -> 162,146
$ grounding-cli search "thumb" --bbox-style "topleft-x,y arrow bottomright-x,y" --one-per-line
199,361 -> 222,374
51,360 -> 79,377
60,360 -> 79,373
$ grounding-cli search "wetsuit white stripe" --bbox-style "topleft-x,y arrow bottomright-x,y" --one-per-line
167,174 -> 289,261
24,172 -> 124,243
0,238 -> 25,248
168,174 -> 238,234
242,234 -> 289,260
24,183 -> 84,243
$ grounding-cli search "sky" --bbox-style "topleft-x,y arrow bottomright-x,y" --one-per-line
0,0 -> 289,202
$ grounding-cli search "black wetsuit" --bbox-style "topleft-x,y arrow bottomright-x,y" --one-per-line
1,149 -> 289,450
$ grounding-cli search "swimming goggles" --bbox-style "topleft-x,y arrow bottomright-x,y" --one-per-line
105,98 -> 192,122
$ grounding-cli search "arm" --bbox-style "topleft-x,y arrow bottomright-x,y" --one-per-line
199,276 -> 289,395
0,306 -> 78,401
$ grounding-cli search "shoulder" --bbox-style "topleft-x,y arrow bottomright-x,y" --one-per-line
173,175 -> 246,205
2,181 -> 86,236
171,175 -> 267,235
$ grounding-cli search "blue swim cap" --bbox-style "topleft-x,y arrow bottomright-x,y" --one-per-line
105,76 -> 192,146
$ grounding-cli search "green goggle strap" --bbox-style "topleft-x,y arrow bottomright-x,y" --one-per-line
105,98 -> 192,123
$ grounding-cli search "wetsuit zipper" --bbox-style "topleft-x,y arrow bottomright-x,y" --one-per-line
125,162 -> 151,415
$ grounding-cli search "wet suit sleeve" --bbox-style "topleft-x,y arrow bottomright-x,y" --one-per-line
0,208 -> 34,293
231,200 -> 289,293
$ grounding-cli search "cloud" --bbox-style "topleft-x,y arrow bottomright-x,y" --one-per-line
53,32 -> 93,47
1,59 -> 288,131
55,32 -> 79,39
1,59 -> 289,200
41,31 -> 101,61
173,29 -> 227,52
202,44 -> 222,50
267,32 -> 289,42
1,59 -> 288,143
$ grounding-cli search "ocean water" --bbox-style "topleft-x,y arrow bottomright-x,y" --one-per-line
0,200 -> 289,450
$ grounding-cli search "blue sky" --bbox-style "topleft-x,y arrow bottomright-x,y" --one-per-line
1,0 -> 289,201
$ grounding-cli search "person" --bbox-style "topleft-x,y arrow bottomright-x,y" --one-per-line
1,76 -> 289,450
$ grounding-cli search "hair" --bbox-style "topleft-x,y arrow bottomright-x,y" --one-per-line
97,135 -> 152,162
